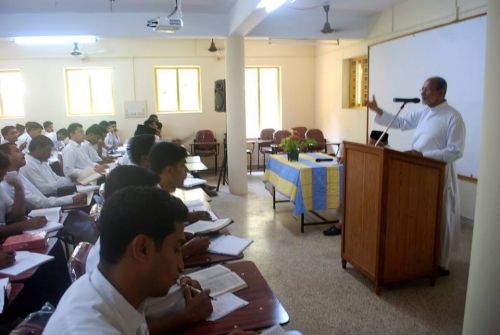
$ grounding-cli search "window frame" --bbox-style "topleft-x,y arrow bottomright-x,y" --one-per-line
64,67 -> 115,117
245,65 -> 282,138
154,66 -> 202,114
0,69 -> 24,119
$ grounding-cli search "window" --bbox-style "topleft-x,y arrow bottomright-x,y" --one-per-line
348,56 -> 368,108
0,70 -> 24,118
155,67 -> 201,113
245,66 -> 281,138
64,67 -> 114,116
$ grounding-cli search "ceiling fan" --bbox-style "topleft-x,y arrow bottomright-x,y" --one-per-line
70,42 -> 83,57
321,4 -> 335,34
70,42 -> 106,60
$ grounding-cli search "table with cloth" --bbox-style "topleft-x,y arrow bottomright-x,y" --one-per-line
263,152 -> 343,232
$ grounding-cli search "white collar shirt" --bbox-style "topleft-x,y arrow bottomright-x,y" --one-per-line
20,155 -> 74,196
0,186 -> 14,226
62,140 -> 97,178
45,131 -> 58,146
43,268 -> 149,335
16,133 -> 29,148
105,132 -> 121,149
0,171 -> 73,210
82,140 -> 102,163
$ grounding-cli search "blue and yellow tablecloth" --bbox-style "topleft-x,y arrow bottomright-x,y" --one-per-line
263,152 -> 342,215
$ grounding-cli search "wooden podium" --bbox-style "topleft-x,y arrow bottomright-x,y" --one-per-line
341,142 -> 445,294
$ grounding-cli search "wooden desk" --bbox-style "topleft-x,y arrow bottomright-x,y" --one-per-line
184,261 -> 289,335
184,252 -> 244,269
263,153 -> 343,232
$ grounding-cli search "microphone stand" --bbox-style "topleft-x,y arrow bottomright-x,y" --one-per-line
374,102 -> 407,147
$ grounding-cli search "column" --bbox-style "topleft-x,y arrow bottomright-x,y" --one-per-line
463,1 -> 500,333
225,36 -> 248,195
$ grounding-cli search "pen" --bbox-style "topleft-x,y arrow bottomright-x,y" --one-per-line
188,285 -> 217,301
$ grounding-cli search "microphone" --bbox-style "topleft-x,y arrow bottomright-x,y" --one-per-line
393,97 -> 420,103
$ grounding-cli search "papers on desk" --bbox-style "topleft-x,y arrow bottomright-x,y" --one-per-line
28,207 -> 61,223
260,325 -> 287,335
183,177 -> 207,188
25,207 -> 64,235
184,199 -> 218,221
188,264 -> 248,298
0,251 -> 54,277
76,167 -> 102,185
76,185 -> 100,193
184,218 -> 232,235
207,292 -> 248,321
185,156 -> 208,172
208,235 -> 253,256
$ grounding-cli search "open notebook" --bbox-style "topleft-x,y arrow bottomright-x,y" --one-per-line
184,218 -> 232,235
208,235 -> 253,256
25,207 -> 64,235
187,264 -> 247,297
0,251 -> 54,277
76,167 -> 102,185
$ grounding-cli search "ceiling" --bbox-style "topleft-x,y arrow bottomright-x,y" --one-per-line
0,0 -> 405,40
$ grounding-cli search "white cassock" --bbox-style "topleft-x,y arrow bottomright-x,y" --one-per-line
375,101 -> 466,269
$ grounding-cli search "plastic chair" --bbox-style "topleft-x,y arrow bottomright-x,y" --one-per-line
191,130 -> 219,175
291,126 -> 307,140
257,128 -> 275,170
305,129 -> 328,153
67,242 -> 93,282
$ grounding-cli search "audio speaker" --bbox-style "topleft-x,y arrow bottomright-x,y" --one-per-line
214,79 -> 226,112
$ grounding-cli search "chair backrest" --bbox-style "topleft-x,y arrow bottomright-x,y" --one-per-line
194,129 -> 216,152
306,128 -> 326,151
68,242 -> 93,282
291,127 -> 307,140
259,128 -> 275,141
274,130 -> 291,145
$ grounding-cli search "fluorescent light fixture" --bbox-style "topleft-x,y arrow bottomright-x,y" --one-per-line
257,0 -> 289,13
13,35 -> 97,45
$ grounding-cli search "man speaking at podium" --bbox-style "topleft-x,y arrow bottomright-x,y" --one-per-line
367,76 -> 466,276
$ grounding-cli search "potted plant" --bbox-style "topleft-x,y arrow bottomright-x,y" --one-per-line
281,136 -> 300,161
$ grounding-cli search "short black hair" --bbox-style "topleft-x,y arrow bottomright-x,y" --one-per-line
149,142 -> 188,174
157,121 -> 162,130
15,124 -> 25,132
104,165 -> 160,198
370,130 -> 389,144
26,122 -> 43,132
29,135 -> 54,152
134,124 -> 156,136
429,76 -> 447,96
148,114 -> 159,121
86,124 -> 106,137
128,134 -> 156,165
0,151 -> 10,170
67,123 -> 83,135
99,187 -> 187,264
56,128 -> 68,137
108,121 -> 116,125
0,143 -> 15,156
43,121 -> 53,130
99,121 -> 110,128
1,126 -> 16,137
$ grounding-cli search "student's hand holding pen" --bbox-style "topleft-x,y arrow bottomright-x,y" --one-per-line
181,279 -> 214,323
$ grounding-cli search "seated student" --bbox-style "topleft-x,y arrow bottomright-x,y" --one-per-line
62,123 -> 108,179
15,123 -> 28,150
23,121 -> 44,152
0,143 -> 86,210
85,166 -> 213,333
0,151 -> 47,237
128,134 -> 156,168
1,126 -> 18,145
104,120 -> 121,150
19,136 -> 75,196
55,128 -> 68,151
368,130 -> 390,147
43,121 -> 57,146
84,124 -> 114,163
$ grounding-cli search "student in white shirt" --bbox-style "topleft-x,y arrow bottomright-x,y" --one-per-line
1,126 -> 19,145
43,121 -> 58,146
104,120 -> 121,150
62,123 -> 108,179
23,121 -> 44,153
55,128 -> 68,151
0,143 -> 87,210
0,150 -> 47,237
15,123 -> 28,151
44,187 -> 200,335
84,124 -> 114,163
20,135 -> 75,196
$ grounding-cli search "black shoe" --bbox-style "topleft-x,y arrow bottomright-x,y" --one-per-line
206,185 -> 217,190
323,226 -> 341,236
438,266 -> 450,276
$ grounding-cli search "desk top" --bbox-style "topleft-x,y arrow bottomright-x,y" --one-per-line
263,152 -> 341,214
184,261 -> 289,335
183,252 -> 244,269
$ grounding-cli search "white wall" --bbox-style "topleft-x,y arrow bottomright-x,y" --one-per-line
314,0 -> 487,220
0,38 -> 316,168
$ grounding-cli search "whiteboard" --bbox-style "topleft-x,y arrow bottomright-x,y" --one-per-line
368,16 -> 486,179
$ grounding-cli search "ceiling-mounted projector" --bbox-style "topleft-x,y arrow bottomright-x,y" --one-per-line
147,0 -> 183,33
